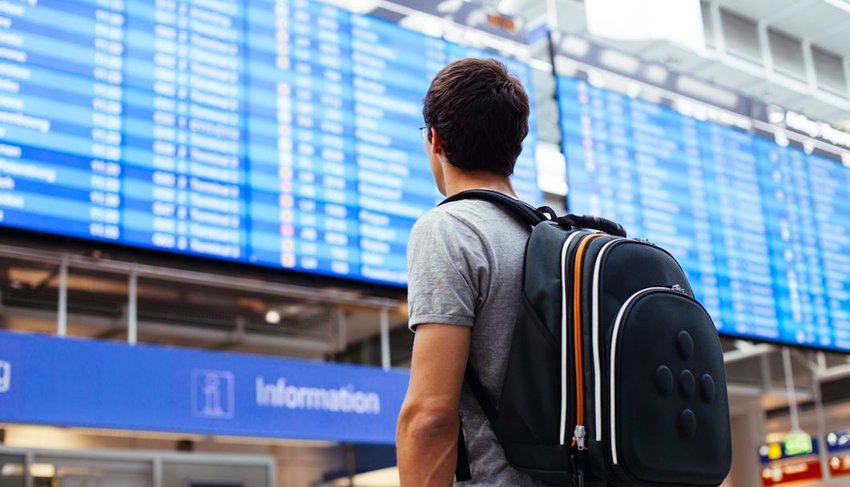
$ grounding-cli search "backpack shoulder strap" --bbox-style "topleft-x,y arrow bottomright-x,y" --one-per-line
439,189 -> 550,227
440,189 -> 547,482
455,364 -> 494,482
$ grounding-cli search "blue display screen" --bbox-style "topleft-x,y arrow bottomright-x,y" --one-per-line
0,0 -> 540,286
559,75 -> 850,352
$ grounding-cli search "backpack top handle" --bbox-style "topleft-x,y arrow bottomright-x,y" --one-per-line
559,214 -> 627,238
440,189 -> 627,237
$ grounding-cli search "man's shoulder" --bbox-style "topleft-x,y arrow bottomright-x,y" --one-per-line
414,199 -> 523,235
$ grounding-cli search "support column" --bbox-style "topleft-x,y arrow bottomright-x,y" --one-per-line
813,354 -> 831,481
153,456 -> 163,487
757,21 -> 774,76
57,254 -> 69,336
24,451 -> 33,487
336,309 -> 348,353
380,306 -> 390,371
729,402 -> 767,487
128,266 -> 138,345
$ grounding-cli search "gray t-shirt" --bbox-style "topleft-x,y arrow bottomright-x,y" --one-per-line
407,198 -> 550,486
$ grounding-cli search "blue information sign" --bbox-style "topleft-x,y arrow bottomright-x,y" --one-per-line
827,430 -> 850,453
0,330 -> 408,444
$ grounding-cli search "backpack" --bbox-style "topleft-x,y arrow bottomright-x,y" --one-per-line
442,189 -> 732,487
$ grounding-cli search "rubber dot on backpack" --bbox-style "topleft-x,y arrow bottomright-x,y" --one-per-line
678,409 -> 697,440
677,330 -> 694,360
655,365 -> 673,395
679,369 -> 695,399
701,374 -> 716,403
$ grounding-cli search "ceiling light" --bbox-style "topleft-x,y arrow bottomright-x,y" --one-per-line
644,65 -> 669,84
318,0 -> 380,14
824,0 -> 850,14
559,35 -> 590,58
765,432 -> 786,443
600,49 -> 640,74
399,12 -> 444,38
585,0 -> 705,52
676,76 -> 739,108
30,464 -> 56,478
265,310 -> 281,325
437,0 -> 464,14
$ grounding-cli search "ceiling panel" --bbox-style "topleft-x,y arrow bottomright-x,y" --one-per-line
508,0 -> 850,125
719,0 -> 850,57
770,3 -> 850,43
809,20 -> 850,56
716,0 -> 809,22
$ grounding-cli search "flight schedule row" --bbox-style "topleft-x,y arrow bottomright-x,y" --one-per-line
0,0 -> 541,285
559,75 -> 850,352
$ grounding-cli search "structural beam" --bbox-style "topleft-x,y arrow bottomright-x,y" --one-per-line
817,362 -> 850,382
0,244 -> 400,310
723,343 -> 775,364
757,21 -> 774,76
802,39 -> 818,91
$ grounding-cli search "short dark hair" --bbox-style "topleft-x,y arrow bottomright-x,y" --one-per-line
423,58 -> 530,176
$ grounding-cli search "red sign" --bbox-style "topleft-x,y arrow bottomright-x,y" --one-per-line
830,454 -> 850,477
761,459 -> 823,486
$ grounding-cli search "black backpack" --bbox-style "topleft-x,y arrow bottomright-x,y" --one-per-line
442,190 -> 732,487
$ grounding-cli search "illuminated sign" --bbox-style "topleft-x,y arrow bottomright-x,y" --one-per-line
773,108 -> 850,150
761,459 -> 822,486
827,429 -> 850,453
759,437 -> 819,464
783,432 -> 814,457
0,330 -> 408,443
830,454 -> 850,478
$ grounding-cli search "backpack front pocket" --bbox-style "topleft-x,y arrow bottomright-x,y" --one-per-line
607,288 -> 732,486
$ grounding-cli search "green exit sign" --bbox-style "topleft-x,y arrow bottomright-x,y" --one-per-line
784,432 -> 814,457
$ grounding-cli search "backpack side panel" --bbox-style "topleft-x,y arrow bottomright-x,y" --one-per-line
493,222 -> 577,482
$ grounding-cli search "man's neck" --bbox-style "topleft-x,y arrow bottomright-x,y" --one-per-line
443,166 -> 517,198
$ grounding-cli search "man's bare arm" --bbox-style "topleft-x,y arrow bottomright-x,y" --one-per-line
397,323 -> 471,486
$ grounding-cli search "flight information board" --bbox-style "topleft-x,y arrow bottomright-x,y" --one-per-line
0,0 -> 540,286
559,73 -> 850,352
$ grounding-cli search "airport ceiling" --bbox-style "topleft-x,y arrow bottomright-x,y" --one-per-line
475,0 -> 850,128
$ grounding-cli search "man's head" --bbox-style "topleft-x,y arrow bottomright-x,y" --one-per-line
422,58 -> 530,178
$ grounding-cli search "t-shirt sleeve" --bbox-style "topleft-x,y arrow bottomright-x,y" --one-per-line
406,209 -> 489,331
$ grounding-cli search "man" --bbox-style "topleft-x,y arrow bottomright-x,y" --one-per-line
396,58 -> 548,486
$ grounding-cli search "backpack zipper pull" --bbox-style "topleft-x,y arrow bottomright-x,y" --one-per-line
573,425 -> 587,450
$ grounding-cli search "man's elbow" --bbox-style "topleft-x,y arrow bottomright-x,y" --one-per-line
398,402 -> 459,442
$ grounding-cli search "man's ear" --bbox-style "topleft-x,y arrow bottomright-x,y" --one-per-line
429,128 -> 443,155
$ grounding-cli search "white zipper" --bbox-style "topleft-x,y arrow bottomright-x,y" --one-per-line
559,232 -> 583,446
608,287 -> 675,465
591,239 -> 621,441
